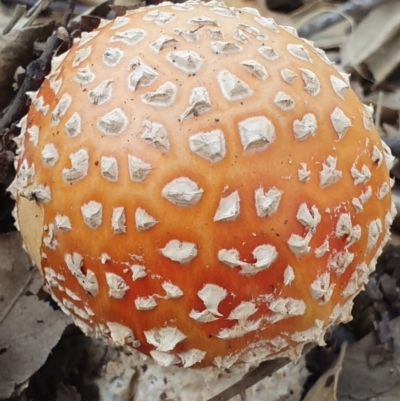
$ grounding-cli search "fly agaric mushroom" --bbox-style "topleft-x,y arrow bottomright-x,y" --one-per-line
9,0 -> 396,369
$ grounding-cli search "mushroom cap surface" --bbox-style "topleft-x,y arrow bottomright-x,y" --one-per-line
10,0 -> 396,368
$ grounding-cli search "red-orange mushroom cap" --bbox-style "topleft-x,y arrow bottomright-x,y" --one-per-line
9,0 -> 396,368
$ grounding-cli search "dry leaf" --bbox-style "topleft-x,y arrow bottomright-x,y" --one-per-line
337,316 -> 400,401
352,82 -> 400,113
0,232 -> 71,399
340,2 -> 400,68
366,31 -> 400,85
303,344 -> 347,401
289,2 -> 350,49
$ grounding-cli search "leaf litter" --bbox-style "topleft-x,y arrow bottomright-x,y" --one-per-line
1,0 -> 400,400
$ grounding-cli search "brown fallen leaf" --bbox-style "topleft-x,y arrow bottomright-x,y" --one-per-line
303,344 -> 347,401
0,232 -> 71,399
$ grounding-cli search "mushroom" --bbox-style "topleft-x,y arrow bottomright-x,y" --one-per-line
9,0 -> 396,369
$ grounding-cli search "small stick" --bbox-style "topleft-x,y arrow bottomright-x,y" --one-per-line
24,0 -> 53,27
206,358 -> 289,401
0,0 -> 76,132
2,4 -> 27,34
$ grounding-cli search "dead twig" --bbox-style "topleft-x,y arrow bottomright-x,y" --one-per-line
0,0 -> 76,133
298,0 -> 391,38
206,358 -> 289,401
2,4 -> 27,34
25,0 -> 52,19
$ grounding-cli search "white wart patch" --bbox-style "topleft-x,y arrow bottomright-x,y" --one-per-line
143,10 -> 176,25
255,187 -> 282,217
331,107 -> 351,140
319,156 -> 342,188
102,47 -> 124,66
214,191 -> 240,222
287,44 -> 311,62
51,93 -> 71,126
299,68 -> 320,97
141,120 -> 170,153
188,16 -> 219,26
189,129 -> 225,163
218,245 -> 278,276
151,35 -> 178,53
254,16 -> 279,32
238,116 -> 275,152
293,113 -> 317,140
330,75 -> 349,100
127,155 -> 151,183
190,283 -> 227,322
55,214 -> 71,231
105,272 -> 129,299
217,70 -> 253,101
74,66 -> 95,85
81,201 -> 102,229
97,108 -> 128,136
135,208 -> 157,231
167,50 -> 203,74
144,327 -> 186,352
41,144 -> 59,167
240,60 -> 268,81
62,149 -> 88,183
110,29 -> 146,46
101,156 -> 118,182
162,177 -> 204,207
111,207 -> 126,234
211,41 -> 242,54
88,80 -> 113,106
72,46 -> 92,67
181,87 -> 212,121
160,239 -> 198,264
258,46 -> 279,61
173,28 -> 199,42
274,91 -> 295,111
141,82 -> 177,107
128,57 -> 159,91
65,113 -> 81,137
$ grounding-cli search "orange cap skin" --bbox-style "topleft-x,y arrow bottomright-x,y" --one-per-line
9,0 -> 396,368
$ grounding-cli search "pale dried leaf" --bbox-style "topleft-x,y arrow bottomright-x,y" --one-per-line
366,31 -> 400,85
337,317 -> 400,401
303,344 -> 346,401
352,82 -> 400,112
340,2 -> 400,68
0,232 -> 33,323
0,232 -> 71,399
